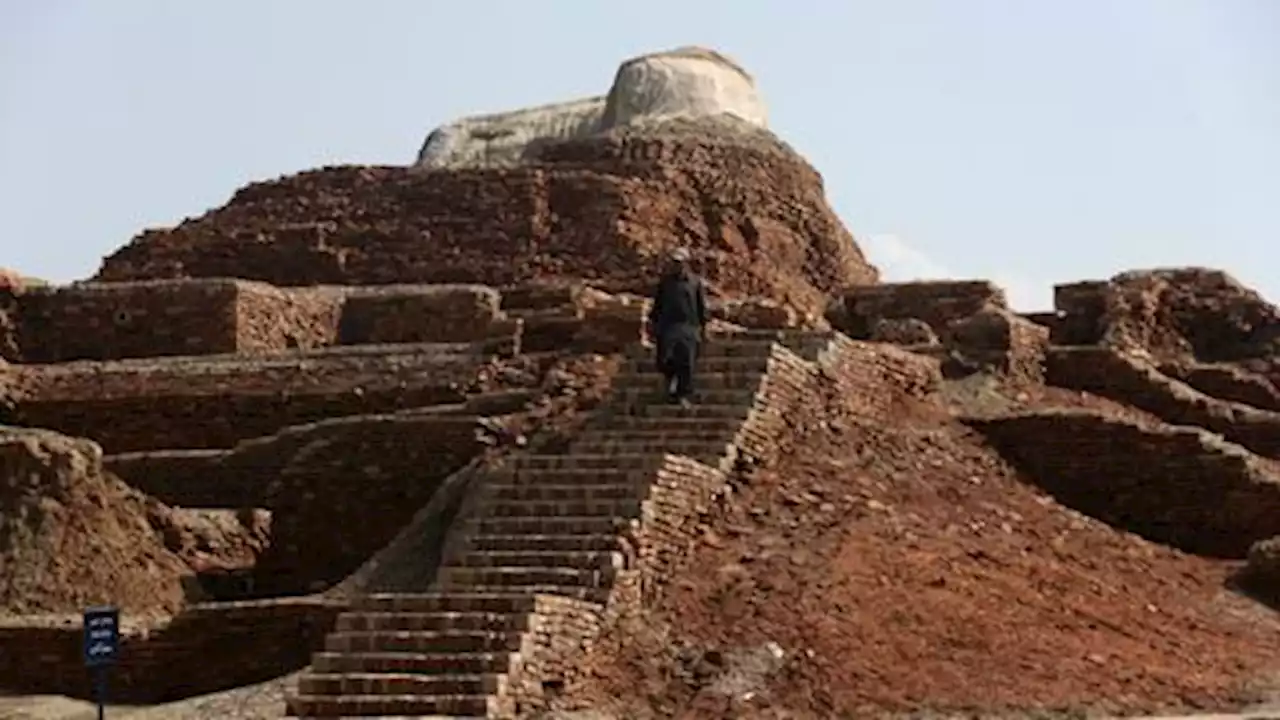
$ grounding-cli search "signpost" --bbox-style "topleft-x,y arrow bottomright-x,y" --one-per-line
82,606 -> 119,720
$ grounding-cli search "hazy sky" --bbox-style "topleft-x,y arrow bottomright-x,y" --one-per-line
2,1 -> 1276,309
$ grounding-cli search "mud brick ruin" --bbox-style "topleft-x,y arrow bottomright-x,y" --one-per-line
5,45 -> 1280,719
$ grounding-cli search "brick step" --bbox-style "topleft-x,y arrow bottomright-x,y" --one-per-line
477,498 -> 644,518
486,467 -> 656,486
488,483 -> 647,503
285,692 -> 495,717
613,388 -> 763,407
505,307 -> 579,320
574,428 -> 738,443
335,611 -> 529,634
512,454 -> 668,471
616,404 -> 753,420
354,593 -> 536,615
457,584 -> 608,602
311,650 -> 516,676
296,671 -> 506,697
612,370 -> 767,390
437,565 -> 607,590
570,438 -> 732,457
470,515 -> 621,536
466,533 -> 620,553
325,629 -> 524,654
451,549 -> 618,569
589,416 -> 745,432
621,357 -> 772,374
623,340 -> 779,359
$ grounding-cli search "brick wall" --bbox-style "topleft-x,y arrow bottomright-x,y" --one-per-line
104,449 -> 232,506
338,284 -> 515,344
0,597 -> 346,702
13,345 -> 489,451
15,279 -> 342,362
330,458 -> 493,597
250,415 -> 488,595
710,297 -> 802,330
968,409 -> 1280,557
833,281 -> 1007,339
816,335 -> 942,419
234,282 -> 343,353
509,595 -> 606,715
0,289 -> 18,362
948,307 -> 1049,383
1159,362 -> 1280,412
1046,347 -> 1280,459
1052,281 -> 1108,345
0,360 -> 17,422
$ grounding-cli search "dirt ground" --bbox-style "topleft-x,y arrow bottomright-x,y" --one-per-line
0,672 -> 295,720
572,376 -> 1280,719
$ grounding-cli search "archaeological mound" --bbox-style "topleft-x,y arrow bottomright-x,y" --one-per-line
96,46 -> 877,320
8,44 -> 1280,720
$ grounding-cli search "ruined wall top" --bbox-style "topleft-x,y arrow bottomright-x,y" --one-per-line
415,46 -> 769,170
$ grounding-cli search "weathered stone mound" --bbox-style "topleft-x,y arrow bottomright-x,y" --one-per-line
416,46 -> 766,169
0,427 -> 188,615
96,136 -> 873,316
1054,268 -> 1280,363
968,409 -> 1280,557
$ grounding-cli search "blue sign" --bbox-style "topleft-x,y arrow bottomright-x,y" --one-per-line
82,606 -> 119,668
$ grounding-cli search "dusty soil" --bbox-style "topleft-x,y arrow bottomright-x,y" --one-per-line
153,508 -> 270,573
0,427 -> 188,617
575,375 -> 1280,718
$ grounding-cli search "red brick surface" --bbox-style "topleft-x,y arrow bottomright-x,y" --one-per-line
96,132 -> 876,320
9,344 -> 499,451
16,279 -> 343,362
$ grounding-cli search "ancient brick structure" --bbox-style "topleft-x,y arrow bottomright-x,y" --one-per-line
1053,268 -> 1280,364
1046,346 -> 1280,459
1160,361 -> 1280,412
1051,280 -> 1109,345
830,280 -> 1007,340
9,344 -> 497,452
283,332 -> 921,716
0,288 -> 18,363
968,409 -> 1280,557
95,126 -> 878,320
251,414 -> 490,596
948,307 -> 1049,382
338,284 -> 520,345
0,597 -> 345,701
104,449 -> 229,507
16,279 -> 343,362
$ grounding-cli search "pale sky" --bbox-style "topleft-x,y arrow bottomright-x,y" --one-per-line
2,0 -> 1277,310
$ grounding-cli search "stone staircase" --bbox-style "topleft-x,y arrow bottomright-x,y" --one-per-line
284,335 -> 823,718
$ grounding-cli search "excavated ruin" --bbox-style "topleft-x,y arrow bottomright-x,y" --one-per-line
7,44 -> 1280,719
94,47 -> 875,320
0,426 -> 189,615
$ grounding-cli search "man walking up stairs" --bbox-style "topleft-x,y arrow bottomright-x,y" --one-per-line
284,335 -> 821,718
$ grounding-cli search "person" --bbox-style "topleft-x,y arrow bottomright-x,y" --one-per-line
646,247 -> 708,406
